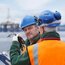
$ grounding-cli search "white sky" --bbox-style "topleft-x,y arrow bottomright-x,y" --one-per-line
0,0 -> 65,25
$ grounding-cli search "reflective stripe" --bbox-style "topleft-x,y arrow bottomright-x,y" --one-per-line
33,43 -> 38,65
28,45 -> 34,65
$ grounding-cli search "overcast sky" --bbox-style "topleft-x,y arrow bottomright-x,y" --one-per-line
0,0 -> 65,24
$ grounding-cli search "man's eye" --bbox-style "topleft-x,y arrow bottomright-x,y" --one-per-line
28,27 -> 32,30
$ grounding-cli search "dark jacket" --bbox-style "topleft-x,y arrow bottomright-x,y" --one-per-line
40,31 -> 60,40
10,34 -> 40,65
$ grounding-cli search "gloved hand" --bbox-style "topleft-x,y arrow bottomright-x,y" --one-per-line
18,35 -> 25,44
12,33 -> 26,51
12,33 -> 25,42
12,34 -> 19,42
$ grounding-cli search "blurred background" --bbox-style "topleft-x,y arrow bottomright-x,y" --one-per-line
0,0 -> 65,65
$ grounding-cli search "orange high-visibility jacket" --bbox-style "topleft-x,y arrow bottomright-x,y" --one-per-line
28,40 -> 65,65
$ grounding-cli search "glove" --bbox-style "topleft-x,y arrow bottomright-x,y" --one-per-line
18,36 -> 25,44
12,33 -> 25,50
12,34 -> 20,42
12,33 -> 25,44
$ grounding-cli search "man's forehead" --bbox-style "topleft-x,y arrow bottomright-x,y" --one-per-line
23,24 -> 36,29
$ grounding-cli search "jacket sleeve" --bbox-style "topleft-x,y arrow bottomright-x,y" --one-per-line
10,41 -> 31,65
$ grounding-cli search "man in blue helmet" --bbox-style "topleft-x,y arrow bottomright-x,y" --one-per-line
38,10 -> 61,39
20,15 -> 40,45
25,10 -> 65,65
10,15 -> 40,65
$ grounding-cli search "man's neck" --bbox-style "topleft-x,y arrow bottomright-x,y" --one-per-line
29,33 -> 40,45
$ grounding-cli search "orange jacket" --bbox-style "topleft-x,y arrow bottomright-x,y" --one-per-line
28,40 -> 65,65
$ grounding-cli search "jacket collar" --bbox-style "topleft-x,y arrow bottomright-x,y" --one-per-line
40,31 -> 60,40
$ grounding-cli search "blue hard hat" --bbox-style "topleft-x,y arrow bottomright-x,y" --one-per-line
20,16 -> 37,29
38,10 -> 61,27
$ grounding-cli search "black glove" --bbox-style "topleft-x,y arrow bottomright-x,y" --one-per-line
18,36 -> 25,51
